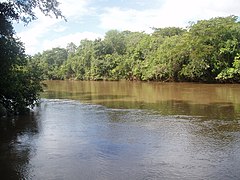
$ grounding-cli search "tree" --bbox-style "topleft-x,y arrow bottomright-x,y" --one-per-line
1,0 -> 65,24
0,14 -> 43,114
30,16 -> 240,83
66,42 -> 77,55
0,0 -> 64,115
39,47 -> 68,79
216,54 -> 240,82
181,16 -> 240,82
104,30 -> 126,55
152,27 -> 186,38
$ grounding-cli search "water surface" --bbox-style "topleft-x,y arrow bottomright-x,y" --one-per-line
1,81 -> 240,179
44,80 -> 240,120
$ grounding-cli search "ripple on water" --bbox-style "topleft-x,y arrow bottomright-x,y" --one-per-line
1,99 -> 240,180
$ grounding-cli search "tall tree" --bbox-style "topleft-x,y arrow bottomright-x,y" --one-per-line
0,0 -> 64,115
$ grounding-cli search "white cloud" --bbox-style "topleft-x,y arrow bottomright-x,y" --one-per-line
99,0 -> 240,32
99,8 -> 162,33
59,0 -> 92,18
160,0 -> 240,21
14,0 -> 240,55
15,0 -> 93,54
53,25 -> 68,33
42,32 -> 103,50
17,12 -> 62,54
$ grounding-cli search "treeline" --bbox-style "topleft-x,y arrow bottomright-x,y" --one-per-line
31,16 -> 240,83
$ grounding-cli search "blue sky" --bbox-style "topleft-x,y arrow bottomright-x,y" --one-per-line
13,0 -> 240,55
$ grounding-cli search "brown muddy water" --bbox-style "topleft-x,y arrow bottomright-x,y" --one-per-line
1,80 -> 240,180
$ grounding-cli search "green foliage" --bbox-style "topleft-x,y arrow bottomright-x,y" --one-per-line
32,47 -> 68,79
32,16 -> 240,83
152,27 -> 186,37
216,54 -> 240,82
0,17 -> 44,114
1,0 -> 65,24
0,0 -> 63,115
181,16 -> 240,82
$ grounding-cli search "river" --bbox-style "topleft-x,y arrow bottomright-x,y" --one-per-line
1,80 -> 240,179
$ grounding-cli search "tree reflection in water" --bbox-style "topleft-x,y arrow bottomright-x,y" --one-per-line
0,112 -> 40,180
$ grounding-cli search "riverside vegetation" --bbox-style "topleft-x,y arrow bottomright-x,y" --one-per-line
31,16 -> 240,83
1,3 -> 240,116
0,0 -> 64,115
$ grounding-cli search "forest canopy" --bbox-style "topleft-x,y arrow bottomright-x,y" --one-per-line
32,16 -> 240,83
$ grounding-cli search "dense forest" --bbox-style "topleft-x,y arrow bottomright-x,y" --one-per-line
31,16 -> 240,83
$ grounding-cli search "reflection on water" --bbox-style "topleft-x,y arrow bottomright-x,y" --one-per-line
1,81 -> 240,179
43,80 -> 240,120
0,112 -> 40,180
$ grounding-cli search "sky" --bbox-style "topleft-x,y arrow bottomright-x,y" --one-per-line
13,0 -> 240,55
